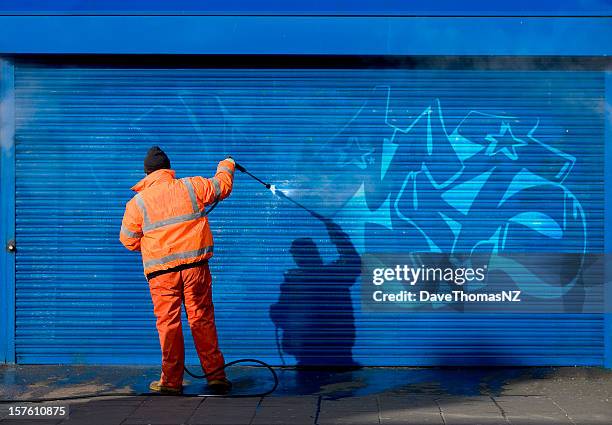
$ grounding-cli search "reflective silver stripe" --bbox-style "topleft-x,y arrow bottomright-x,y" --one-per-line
134,194 -> 150,226
210,177 -> 222,198
121,225 -> 143,239
142,210 -> 206,232
218,165 -> 234,176
181,178 -> 199,213
143,246 -> 214,268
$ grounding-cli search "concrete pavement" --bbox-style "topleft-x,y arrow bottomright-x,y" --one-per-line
1,366 -> 610,424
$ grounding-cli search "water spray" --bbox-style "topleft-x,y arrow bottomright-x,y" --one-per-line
234,161 -> 324,220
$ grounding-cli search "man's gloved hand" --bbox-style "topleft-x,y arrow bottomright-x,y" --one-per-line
224,156 -> 245,172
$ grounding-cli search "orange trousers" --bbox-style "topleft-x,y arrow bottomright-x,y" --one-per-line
148,263 -> 226,388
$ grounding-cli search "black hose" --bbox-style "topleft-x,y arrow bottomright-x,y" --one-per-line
0,358 -> 279,403
183,358 -> 279,397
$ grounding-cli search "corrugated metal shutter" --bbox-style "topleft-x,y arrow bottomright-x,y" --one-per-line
14,65 -> 605,366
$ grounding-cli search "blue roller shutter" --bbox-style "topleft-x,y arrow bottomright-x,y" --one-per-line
14,65 -> 605,366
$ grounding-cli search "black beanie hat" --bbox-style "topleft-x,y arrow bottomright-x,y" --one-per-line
144,146 -> 171,174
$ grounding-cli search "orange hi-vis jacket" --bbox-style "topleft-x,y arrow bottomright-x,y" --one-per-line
120,159 -> 235,276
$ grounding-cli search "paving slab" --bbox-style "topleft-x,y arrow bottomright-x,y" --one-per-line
122,396 -> 203,425
59,397 -> 147,425
60,408 -> 142,425
436,396 -> 506,425
188,397 -> 260,425
549,394 -> 612,425
318,396 -> 379,425
251,396 -> 318,425
377,395 -> 444,424
494,396 -> 572,425
318,410 -> 380,425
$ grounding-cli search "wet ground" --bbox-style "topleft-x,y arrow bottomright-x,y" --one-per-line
1,365 -> 611,424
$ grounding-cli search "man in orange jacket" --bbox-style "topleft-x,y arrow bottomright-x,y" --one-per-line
120,146 -> 235,395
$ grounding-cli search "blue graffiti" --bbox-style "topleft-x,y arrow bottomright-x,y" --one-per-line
326,87 -> 587,301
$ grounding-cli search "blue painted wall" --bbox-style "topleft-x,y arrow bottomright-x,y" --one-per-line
1,0 -> 611,16
0,1 -> 611,55
12,66 -> 606,366
1,16 -> 611,55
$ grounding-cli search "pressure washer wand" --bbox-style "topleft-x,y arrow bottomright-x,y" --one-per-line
234,161 -> 324,221
234,162 -> 271,189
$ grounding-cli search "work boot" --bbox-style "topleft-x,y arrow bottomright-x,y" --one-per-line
149,380 -> 183,395
208,378 -> 232,395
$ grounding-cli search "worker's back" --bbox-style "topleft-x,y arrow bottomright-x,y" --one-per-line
120,159 -> 236,277
137,170 -> 214,272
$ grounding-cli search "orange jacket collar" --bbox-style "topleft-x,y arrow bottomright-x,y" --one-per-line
131,169 -> 176,192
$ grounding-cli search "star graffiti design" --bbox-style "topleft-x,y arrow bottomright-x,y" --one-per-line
336,136 -> 375,170
484,122 -> 528,160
